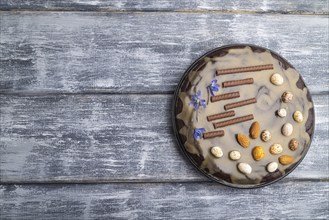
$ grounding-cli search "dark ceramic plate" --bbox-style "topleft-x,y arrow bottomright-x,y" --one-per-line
172,44 -> 315,188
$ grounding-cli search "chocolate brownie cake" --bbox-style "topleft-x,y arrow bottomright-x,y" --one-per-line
173,44 -> 315,188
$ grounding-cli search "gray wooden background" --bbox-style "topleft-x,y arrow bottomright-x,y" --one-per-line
0,1 -> 328,219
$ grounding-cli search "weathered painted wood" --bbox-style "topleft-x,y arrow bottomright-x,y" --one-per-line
0,94 -> 327,183
0,181 -> 328,219
0,12 -> 328,94
0,0 -> 328,14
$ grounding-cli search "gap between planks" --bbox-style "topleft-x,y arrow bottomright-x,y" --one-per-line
1,178 -> 328,185
0,91 -> 175,96
0,10 -> 328,16
0,91 -> 328,96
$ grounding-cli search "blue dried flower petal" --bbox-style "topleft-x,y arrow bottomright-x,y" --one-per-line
209,79 -> 220,96
190,90 -> 206,110
194,102 -> 199,110
212,86 -> 219,92
193,128 -> 206,140
209,89 -> 215,97
197,90 -> 201,98
199,100 -> 206,109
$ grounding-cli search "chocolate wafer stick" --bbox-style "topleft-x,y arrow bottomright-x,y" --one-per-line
217,64 -> 273,75
207,110 -> 235,122
203,130 -> 225,139
213,114 -> 254,129
222,78 -> 254,88
224,98 -> 257,110
210,91 -> 240,102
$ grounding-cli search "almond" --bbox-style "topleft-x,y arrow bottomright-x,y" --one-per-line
249,121 -> 260,139
236,133 -> 250,148
252,146 -> 265,161
279,155 -> 294,165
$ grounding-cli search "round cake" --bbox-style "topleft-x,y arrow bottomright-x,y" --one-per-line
173,44 -> 315,188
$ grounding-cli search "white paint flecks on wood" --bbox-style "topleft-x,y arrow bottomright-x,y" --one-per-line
0,182 -> 328,219
0,12 -> 328,94
0,94 -> 327,183
0,0 -> 328,14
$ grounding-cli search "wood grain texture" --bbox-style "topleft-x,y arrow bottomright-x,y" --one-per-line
0,0 -> 328,14
1,94 -> 327,183
0,12 -> 328,94
1,182 -> 328,219
0,3 -> 328,219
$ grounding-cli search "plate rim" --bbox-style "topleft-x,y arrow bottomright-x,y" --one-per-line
171,43 -> 315,189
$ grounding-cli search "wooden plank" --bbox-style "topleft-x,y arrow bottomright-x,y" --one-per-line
0,0 -> 328,14
0,12 -> 328,94
0,181 -> 328,219
0,94 -> 327,183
